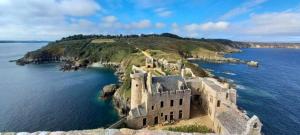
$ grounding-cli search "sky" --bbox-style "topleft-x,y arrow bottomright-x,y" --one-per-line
1,0 -> 300,42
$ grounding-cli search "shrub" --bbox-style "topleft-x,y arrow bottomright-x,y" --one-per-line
165,124 -> 213,133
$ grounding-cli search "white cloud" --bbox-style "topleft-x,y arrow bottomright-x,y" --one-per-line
58,0 -> 101,16
221,0 -> 267,20
154,8 -> 172,17
240,11 -> 300,35
171,23 -> 180,34
184,21 -> 229,32
155,22 -> 165,28
102,16 -> 118,23
129,19 -> 152,29
100,16 -> 152,30
101,15 -> 118,28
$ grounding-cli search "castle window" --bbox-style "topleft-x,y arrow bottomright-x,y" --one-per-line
170,112 -> 174,121
160,101 -> 164,108
143,118 -> 147,126
179,110 -> 182,119
161,113 -> 163,117
170,100 -> 174,107
152,106 -> 154,110
179,99 -> 183,105
226,93 -> 229,99
136,84 -> 138,87
165,115 -> 168,121
217,100 -> 221,107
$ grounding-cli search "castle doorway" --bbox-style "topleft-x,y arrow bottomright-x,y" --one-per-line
190,94 -> 205,118
154,116 -> 158,124
192,95 -> 201,105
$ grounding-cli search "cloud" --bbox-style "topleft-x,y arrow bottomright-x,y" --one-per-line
0,0 -> 102,40
184,21 -> 229,32
100,16 -> 151,30
154,8 -> 172,17
58,0 -> 101,16
101,15 -> 118,28
155,22 -> 165,28
127,19 -> 151,29
171,23 -> 180,34
240,11 -> 300,36
220,0 -> 267,20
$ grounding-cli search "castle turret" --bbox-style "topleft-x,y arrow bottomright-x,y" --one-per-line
243,115 -> 262,135
146,72 -> 152,94
130,72 -> 146,109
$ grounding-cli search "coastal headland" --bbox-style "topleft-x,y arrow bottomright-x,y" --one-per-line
14,33 -> 300,134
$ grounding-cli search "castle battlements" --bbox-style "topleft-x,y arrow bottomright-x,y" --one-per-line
126,53 -> 262,135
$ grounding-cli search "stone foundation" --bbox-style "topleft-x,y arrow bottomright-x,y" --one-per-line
0,128 -> 217,135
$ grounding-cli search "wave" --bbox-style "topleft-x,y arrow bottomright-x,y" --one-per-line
223,71 -> 236,76
236,84 -> 246,90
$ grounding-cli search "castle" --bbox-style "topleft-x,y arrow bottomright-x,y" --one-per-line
126,53 -> 262,135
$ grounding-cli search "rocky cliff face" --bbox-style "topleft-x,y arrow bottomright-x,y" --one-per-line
0,128 -> 217,135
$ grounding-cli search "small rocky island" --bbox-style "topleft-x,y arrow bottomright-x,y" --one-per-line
15,33 -> 266,134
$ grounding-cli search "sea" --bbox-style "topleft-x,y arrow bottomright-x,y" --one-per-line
0,43 -> 119,132
0,43 -> 299,135
193,48 -> 300,135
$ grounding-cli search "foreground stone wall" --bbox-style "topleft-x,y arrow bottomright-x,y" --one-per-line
1,128 -> 216,135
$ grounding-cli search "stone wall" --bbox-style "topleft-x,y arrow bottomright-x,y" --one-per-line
126,89 -> 191,129
0,128 -> 217,135
145,89 -> 191,124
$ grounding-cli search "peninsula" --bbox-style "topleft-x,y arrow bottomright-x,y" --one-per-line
15,33 -> 279,134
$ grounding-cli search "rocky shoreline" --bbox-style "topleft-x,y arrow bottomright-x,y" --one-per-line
187,57 -> 259,67
15,55 -> 130,117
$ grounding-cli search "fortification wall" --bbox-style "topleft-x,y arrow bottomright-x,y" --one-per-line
0,128 -> 217,135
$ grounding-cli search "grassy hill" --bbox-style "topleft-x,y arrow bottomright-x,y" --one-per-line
17,33 -> 242,114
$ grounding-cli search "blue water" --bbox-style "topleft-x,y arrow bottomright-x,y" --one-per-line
0,43 -> 119,132
193,48 -> 300,135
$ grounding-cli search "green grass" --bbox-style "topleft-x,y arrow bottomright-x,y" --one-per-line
21,35 -> 238,102
164,125 -> 213,133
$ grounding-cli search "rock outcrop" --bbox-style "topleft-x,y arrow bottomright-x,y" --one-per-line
101,84 -> 118,99
113,88 -> 130,117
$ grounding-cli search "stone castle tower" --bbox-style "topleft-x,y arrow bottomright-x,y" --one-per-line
130,72 -> 146,109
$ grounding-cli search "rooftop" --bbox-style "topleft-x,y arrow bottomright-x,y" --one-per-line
201,78 -> 226,92
217,109 -> 248,134
130,105 -> 147,118
151,75 -> 188,93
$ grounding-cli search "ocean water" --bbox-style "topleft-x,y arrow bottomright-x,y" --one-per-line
0,43 -> 119,132
193,48 -> 300,135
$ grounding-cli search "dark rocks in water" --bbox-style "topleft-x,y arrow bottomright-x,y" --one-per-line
16,55 -> 61,66
9,60 -> 17,62
101,84 -> 118,99
60,59 -> 90,71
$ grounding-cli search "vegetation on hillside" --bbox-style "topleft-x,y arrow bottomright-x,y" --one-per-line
18,33 -> 241,105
